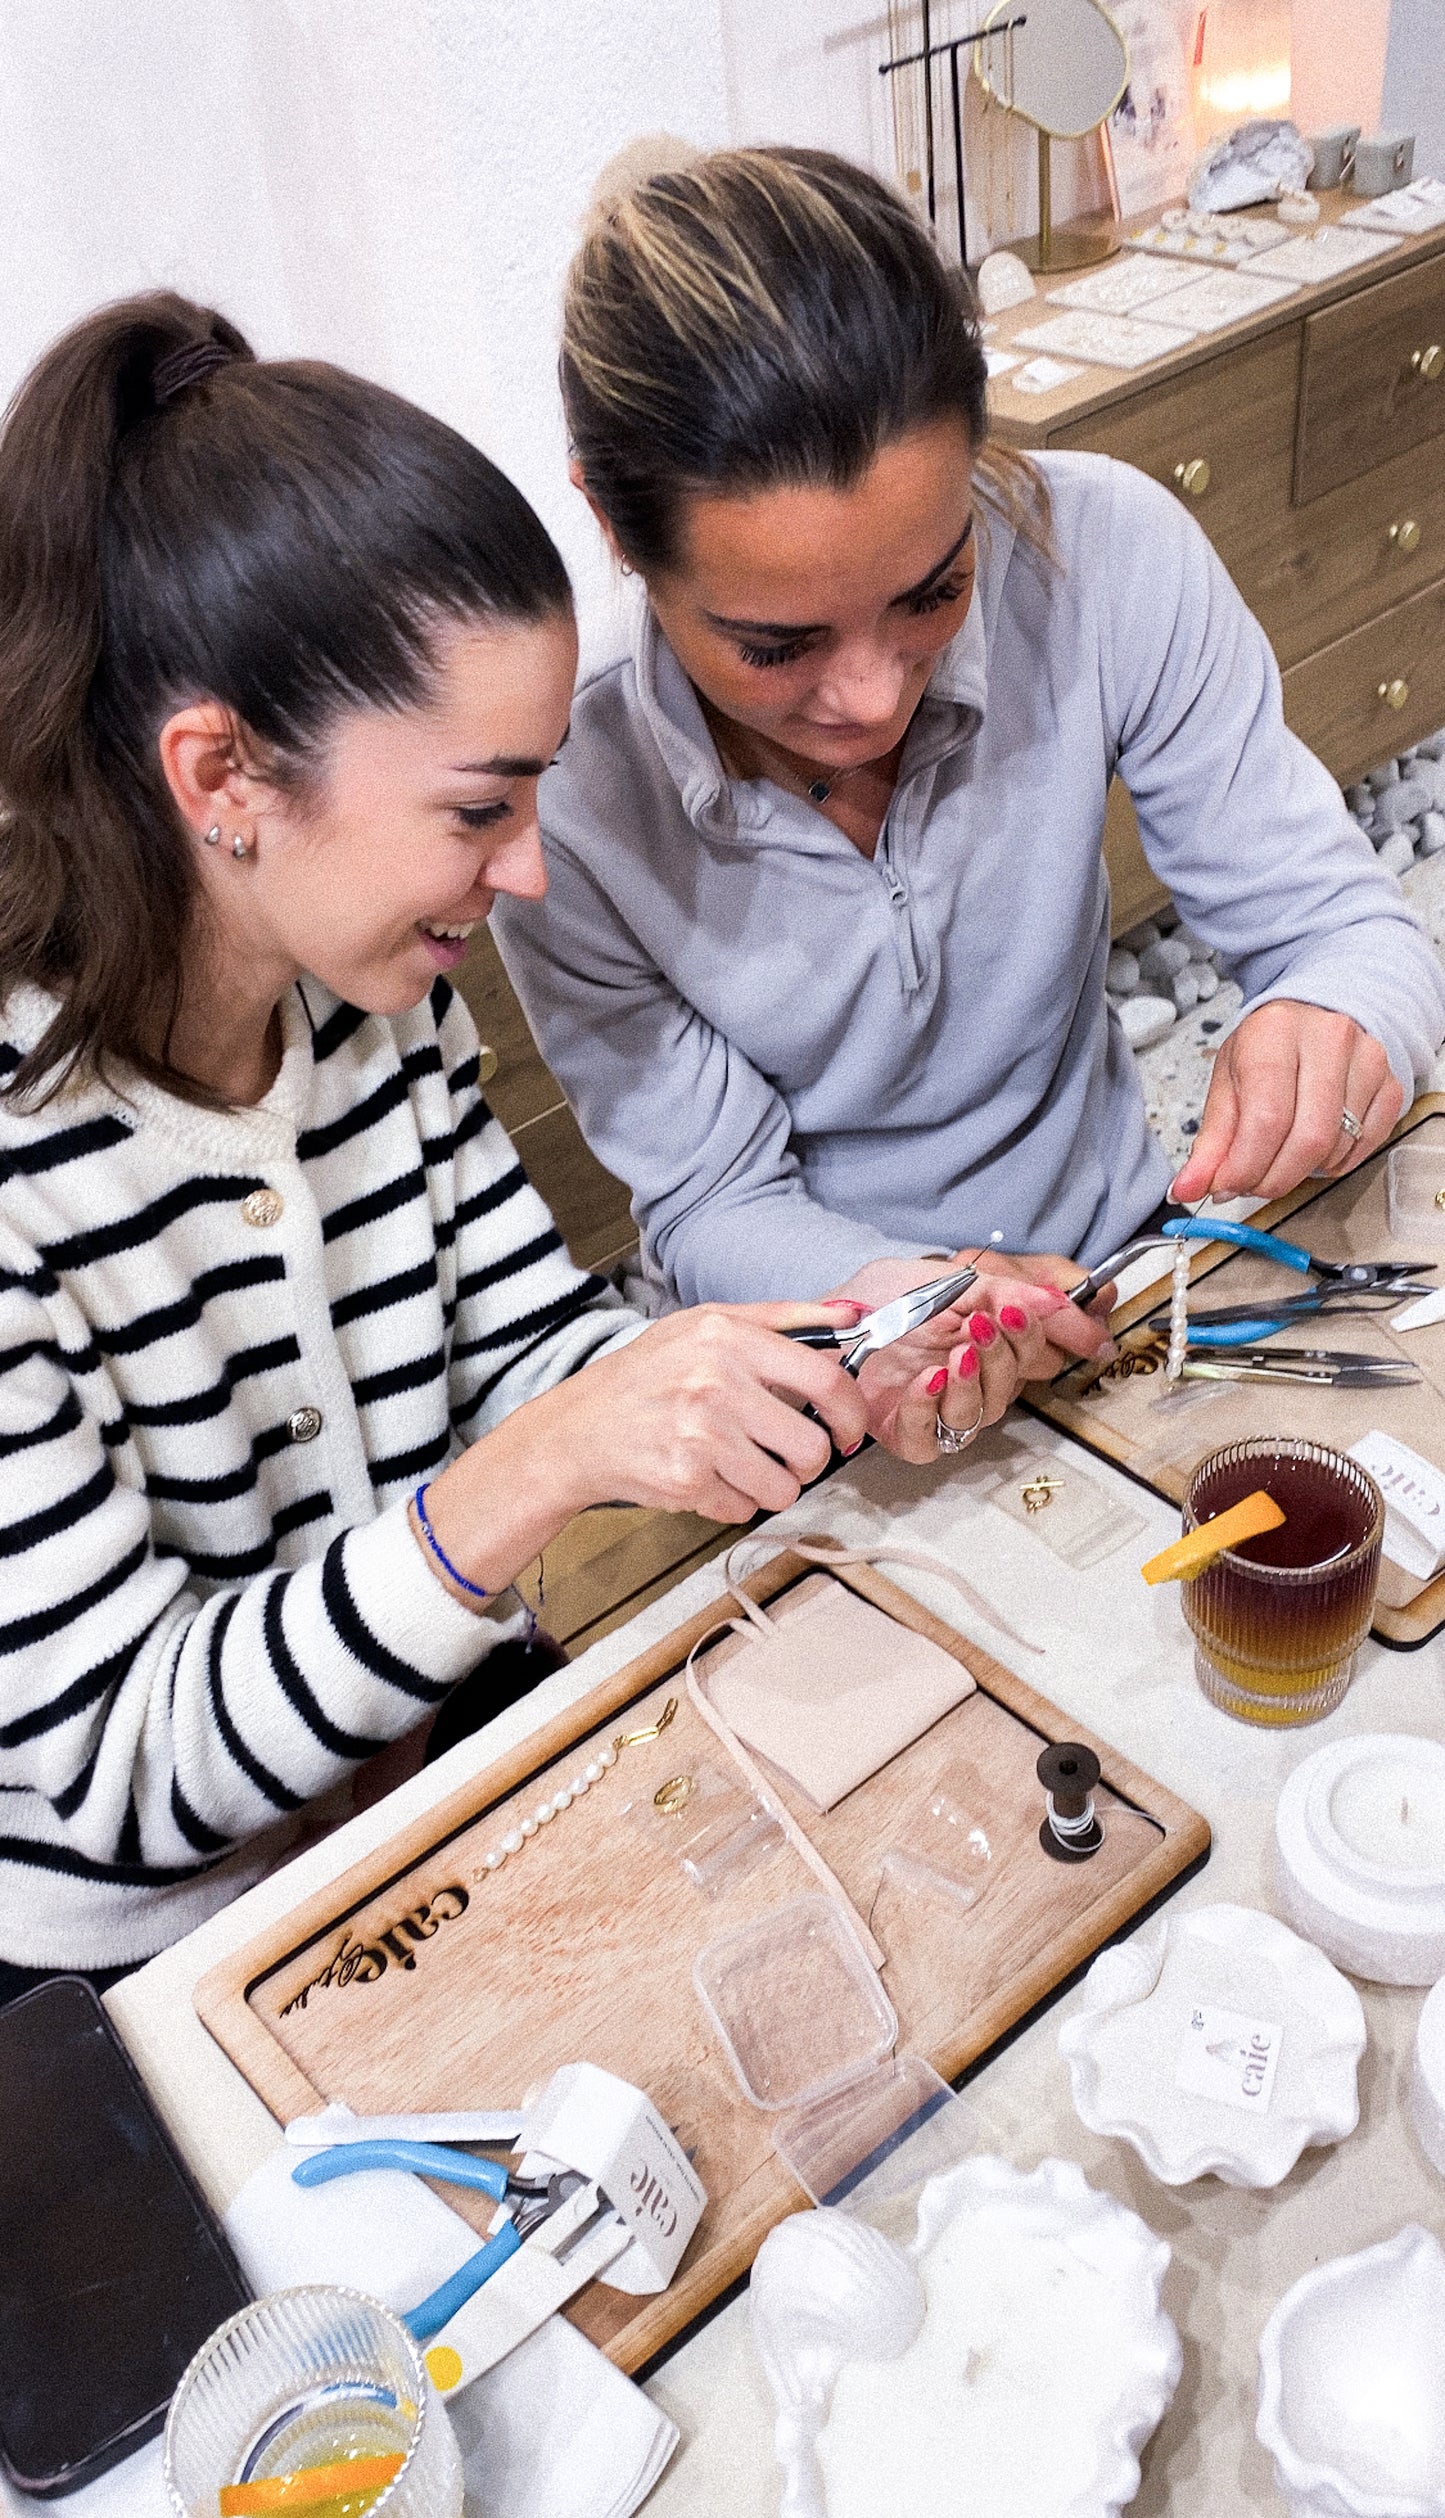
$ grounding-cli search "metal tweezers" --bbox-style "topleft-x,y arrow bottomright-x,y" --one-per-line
1179,1345 -> 1420,1388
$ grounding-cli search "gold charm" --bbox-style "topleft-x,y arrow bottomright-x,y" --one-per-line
653,1773 -> 696,1813
1021,1474 -> 1065,1512
1434,1189 -> 1445,1211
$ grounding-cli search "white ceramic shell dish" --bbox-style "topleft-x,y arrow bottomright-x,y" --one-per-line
1276,1734 -> 1445,1986
750,2154 -> 1180,2518
1257,2224 -> 1445,2518
1058,1901 -> 1366,2187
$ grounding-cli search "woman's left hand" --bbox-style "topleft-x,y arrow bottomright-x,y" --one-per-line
1169,1001 -> 1401,1204
855,1272 -> 1111,1465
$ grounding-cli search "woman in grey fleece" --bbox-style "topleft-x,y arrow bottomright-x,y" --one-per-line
492,148 -> 1445,1431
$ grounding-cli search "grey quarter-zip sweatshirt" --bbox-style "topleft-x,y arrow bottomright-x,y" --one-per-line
493,452 -> 1445,1304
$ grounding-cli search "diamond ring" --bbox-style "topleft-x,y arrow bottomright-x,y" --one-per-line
935,1400 -> 986,1456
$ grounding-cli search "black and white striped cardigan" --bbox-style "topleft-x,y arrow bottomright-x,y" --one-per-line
0,974 -> 639,1969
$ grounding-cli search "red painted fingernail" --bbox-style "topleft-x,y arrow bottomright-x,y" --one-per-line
999,1304 -> 1028,1332
927,1368 -> 949,1395
843,1437 -> 865,1456
956,1345 -> 979,1379
969,1312 -> 997,1346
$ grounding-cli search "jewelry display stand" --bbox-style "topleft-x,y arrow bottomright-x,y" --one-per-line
1025,1096 -> 1445,1646
195,1554 -> 1208,2376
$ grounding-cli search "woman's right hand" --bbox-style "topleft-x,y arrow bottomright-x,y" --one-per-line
548,1301 -> 871,1522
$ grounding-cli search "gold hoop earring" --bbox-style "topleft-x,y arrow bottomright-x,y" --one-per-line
202,825 -> 222,846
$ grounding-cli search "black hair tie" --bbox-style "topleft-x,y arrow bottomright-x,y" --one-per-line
151,338 -> 235,407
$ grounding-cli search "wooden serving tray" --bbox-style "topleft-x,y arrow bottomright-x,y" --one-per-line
195,1551 -> 1210,2374
1025,1097 -> 1445,1647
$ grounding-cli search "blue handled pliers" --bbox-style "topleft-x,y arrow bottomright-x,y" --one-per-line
292,2137 -> 589,2341
1158,1216 -> 1436,1347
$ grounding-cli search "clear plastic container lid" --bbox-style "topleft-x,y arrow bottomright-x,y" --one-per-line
692,1894 -> 898,2112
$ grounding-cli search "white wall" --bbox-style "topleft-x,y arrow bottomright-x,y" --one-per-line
1382,0 -> 1445,177
0,0 -> 734,670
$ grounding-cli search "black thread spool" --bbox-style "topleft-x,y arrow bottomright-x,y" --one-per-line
1037,1742 -> 1104,1862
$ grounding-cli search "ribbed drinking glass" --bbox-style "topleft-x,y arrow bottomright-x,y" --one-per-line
1180,1437 -> 1383,1728
163,2286 -> 463,2518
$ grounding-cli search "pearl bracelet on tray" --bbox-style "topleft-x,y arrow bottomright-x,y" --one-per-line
468,1697 -> 678,1881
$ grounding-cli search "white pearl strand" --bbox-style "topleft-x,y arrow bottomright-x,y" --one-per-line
1165,1236 -> 1191,1386
471,1698 -> 676,1881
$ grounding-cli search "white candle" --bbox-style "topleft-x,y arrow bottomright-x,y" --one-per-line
1276,1735 -> 1445,1986
1330,1756 -> 1445,1877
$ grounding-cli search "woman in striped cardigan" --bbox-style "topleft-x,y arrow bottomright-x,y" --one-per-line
0,292 -> 985,1987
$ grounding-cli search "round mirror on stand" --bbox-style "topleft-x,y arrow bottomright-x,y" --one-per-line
974,0 -> 1128,271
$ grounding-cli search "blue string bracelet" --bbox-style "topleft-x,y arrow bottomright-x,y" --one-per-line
413,1483 -> 490,1602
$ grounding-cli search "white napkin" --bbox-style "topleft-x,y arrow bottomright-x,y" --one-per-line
225,2148 -> 678,2518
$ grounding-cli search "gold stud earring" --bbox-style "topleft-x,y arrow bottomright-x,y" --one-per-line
202,825 -> 222,846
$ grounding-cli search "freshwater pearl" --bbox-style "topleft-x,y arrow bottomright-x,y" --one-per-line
584,1760 -> 604,1784
535,1800 -> 556,1823
501,1829 -> 524,1856
599,1745 -> 618,1769
552,1787 -> 572,1812
483,1848 -> 506,1871
570,1774 -> 590,1796
520,1817 -> 538,1838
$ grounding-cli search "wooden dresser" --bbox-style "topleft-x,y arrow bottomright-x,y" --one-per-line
987,193 -> 1445,932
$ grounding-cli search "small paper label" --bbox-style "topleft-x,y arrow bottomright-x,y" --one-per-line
1175,2004 -> 1282,2113
1348,1431 -> 1445,1580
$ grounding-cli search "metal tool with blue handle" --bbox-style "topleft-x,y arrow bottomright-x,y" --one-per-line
1158,1215 -> 1436,1347
292,2137 -> 595,2342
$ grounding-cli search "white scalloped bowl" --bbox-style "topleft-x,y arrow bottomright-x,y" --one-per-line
1058,1901 -> 1366,2187
1257,2225 -> 1445,2517
750,2155 -> 1180,2518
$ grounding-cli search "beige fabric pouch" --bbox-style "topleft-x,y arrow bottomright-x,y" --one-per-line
696,1572 -> 977,1813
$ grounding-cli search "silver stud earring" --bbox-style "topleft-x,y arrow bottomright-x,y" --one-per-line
202,824 -> 222,846
231,834 -> 250,860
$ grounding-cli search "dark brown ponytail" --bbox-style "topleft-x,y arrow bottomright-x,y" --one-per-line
0,291 -> 571,1107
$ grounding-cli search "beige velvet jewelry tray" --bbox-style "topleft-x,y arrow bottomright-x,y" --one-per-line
194,1549 -> 1209,2376
1025,1096 -> 1445,1647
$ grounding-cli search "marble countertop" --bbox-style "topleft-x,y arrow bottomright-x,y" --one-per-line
91,1425 -> 1445,2518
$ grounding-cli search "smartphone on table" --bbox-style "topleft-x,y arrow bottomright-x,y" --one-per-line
0,1976 -> 249,2495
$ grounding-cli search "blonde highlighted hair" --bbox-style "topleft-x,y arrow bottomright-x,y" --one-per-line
562,145 -> 1050,572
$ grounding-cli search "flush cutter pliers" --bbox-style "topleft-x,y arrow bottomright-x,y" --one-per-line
292,2136 -> 618,2341
1071,1216 -> 1435,1348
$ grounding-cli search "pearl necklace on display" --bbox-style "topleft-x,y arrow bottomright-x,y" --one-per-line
469,1697 -> 678,1883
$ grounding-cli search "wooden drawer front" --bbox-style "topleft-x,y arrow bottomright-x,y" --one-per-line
1281,574 -> 1445,786
1296,249 -> 1445,505
1250,434 -> 1445,668
1051,328 -> 1299,600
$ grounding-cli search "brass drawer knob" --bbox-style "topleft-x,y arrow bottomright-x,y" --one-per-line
1411,344 -> 1445,381
1172,457 -> 1211,497
1379,677 -> 1411,711
1390,518 -> 1423,554
477,1044 -> 499,1085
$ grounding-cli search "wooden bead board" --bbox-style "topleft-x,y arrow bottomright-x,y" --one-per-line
1025,1097 -> 1445,1646
194,1551 -> 1210,2374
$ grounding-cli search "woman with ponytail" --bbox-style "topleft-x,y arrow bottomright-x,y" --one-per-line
0,292 -> 908,1986
493,146 -> 1444,1400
